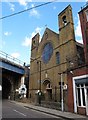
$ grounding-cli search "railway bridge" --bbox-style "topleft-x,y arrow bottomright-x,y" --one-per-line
0,51 -> 29,100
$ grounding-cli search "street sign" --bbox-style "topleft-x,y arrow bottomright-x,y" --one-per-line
63,84 -> 67,90
19,85 -> 27,95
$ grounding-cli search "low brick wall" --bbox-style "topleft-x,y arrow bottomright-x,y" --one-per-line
77,107 -> 86,115
36,101 -> 62,110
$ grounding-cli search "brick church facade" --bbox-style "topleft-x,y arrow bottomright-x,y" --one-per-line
29,5 -> 85,111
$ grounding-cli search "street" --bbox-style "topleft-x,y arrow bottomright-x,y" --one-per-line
2,100 -> 64,119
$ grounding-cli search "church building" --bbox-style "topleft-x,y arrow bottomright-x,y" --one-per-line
29,5 -> 84,111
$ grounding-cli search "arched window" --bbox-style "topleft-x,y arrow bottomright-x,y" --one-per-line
42,42 -> 53,64
62,15 -> 67,25
56,52 -> 60,64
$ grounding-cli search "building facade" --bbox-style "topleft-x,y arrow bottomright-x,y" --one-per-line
79,4 -> 88,64
29,5 -> 84,110
67,3 -> 88,115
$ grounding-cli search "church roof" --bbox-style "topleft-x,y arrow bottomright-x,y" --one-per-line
76,41 -> 84,48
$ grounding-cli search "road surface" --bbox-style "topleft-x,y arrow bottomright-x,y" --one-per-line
2,100 -> 64,119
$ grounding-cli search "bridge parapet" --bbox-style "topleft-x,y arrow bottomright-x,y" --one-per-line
0,57 -> 25,69
0,51 -> 26,75
0,50 -> 25,67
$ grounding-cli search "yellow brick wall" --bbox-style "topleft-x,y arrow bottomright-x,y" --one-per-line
29,5 -> 78,103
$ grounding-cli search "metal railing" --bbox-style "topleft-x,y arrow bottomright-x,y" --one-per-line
0,50 -> 26,67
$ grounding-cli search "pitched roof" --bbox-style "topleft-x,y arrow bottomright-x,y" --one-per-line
76,41 -> 84,48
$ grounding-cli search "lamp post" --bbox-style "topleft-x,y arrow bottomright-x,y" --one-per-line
38,60 -> 41,105
58,73 -> 64,111
31,57 -> 41,105
61,73 -> 64,111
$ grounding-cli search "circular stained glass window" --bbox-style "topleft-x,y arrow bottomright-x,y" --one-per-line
42,42 -> 53,63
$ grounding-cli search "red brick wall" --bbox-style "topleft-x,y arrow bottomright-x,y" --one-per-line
77,107 -> 86,115
79,7 -> 88,64
67,66 -> 88,114
73,67 -> 88,76
67,73 -> 74,112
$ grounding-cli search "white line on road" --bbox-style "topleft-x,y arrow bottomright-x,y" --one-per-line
24,107 -> 29,110
13,109 -> 26,117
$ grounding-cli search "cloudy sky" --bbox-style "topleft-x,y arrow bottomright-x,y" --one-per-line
0,0 -> 87,65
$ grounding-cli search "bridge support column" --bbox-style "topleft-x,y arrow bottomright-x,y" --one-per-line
10,83 -> 15,100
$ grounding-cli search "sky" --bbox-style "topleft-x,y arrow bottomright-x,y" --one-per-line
0,0 -> 87,65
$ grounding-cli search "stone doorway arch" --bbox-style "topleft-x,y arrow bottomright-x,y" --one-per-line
42,79 -> 52,101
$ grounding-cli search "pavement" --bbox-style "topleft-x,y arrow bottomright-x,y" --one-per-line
10,100 -> 88,120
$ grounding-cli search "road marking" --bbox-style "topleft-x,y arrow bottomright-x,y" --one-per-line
13,109 -> 26,117
24,107 -> 29,110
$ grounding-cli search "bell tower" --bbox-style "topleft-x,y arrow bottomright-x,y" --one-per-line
58,5 -> 77,66
58,5 -> 75,43
31,33 -> 40,58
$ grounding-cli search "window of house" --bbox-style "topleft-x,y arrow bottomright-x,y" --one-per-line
82,85 -> 86,106
62,15 -> 67,25
56,52 -> 60,64
76,84 -> 86,107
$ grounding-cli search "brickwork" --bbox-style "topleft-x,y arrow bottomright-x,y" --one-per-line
2,70 -> 22,100
67,65 -> 88,115
29,5 -> 80,109
67,73 -> 74,113
77,107 -> 86,115
79,5 -> 88,64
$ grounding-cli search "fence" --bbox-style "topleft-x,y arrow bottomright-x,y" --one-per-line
33,87 -> 68,111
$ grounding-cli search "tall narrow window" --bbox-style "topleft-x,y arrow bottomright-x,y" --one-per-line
37,61 -> 39,71
56,52 -> 60,64
82,84 -> 86,106
77,85 -> 81,106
